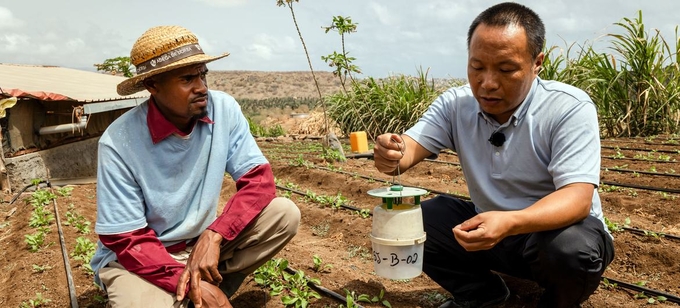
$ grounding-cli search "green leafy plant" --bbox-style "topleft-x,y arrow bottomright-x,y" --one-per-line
311,221 -> 330,237
56,186 -> 74,197
601,278 -> 618,289
421,291 -> 448,306
612,147 -> 625,159
321,148 -> 346,163
254,258 -> 288,296
19,292 -> 51,307
312,255 -> 332,273
28,206 -> 54,228
254,258 -> 322,307
64,208 -> 91,234
354,208 -> 371,219
604,216 -> 630,232
32,264 -> 52,273
280,269 -> 322,308
71,237 -> 96,274
28,190 -> 57,207
25,230 -> 47,252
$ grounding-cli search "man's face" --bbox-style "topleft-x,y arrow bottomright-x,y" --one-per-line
145,63 -> 209,130
467,23 -> 543,124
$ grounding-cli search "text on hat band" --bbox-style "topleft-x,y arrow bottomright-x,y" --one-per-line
135,43 -> 205,74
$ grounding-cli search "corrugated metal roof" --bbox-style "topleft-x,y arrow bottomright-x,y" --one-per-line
0,63 -> 149,102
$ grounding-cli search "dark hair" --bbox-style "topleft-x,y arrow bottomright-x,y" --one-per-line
467,2 -> 545,59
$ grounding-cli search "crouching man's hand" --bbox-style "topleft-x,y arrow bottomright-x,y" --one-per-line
197,280 -> 232,308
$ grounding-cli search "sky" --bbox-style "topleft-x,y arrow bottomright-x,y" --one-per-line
1,0 -> 679,79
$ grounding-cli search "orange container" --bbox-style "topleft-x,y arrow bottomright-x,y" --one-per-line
350,131 -> 369,153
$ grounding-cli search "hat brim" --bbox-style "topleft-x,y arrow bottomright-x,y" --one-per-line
117,53 -> 230,96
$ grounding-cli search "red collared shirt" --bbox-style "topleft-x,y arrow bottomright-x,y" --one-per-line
99,97 -> 275,295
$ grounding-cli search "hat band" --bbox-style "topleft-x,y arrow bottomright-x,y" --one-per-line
135,43 -> 205,74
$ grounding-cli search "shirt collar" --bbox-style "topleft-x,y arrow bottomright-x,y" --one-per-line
147,96 -> 214,144
477,77 -> 539,127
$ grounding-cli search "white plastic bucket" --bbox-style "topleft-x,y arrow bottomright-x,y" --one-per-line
370,204 -> 426,279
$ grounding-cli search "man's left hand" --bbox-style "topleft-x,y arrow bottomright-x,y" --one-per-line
452,211 -> 510,251
176,229 -> 224,304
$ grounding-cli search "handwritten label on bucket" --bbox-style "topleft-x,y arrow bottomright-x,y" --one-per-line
374,251 -> 419,267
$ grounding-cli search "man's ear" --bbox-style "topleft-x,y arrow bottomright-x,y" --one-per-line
534,52 -> 545,75
143,78 -> 158,95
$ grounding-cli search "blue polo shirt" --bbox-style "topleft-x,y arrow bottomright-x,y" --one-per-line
405,77 -> 605,225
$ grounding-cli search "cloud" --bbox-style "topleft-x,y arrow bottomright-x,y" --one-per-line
245,33 -> 296,61
0,34 -> 29,52
194,0 -> 247,8
369,2 -> 397,26
0,6 -> 23,29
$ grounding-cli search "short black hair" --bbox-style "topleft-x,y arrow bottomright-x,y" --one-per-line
467,2 -> 545,59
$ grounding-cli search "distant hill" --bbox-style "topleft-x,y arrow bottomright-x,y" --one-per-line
206,70 -> 467,101
206,70 -> 342,100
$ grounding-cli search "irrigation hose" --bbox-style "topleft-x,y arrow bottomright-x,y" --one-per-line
601,145 -> 680,154
601,277 -> 680,304
600,180 -> 680,194
9,180 -> 47,205
46,178 -> 79,308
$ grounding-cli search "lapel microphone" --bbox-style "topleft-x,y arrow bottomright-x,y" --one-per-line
488,131 -> 506,147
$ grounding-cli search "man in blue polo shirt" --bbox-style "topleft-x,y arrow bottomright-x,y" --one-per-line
374,3 -> 614,308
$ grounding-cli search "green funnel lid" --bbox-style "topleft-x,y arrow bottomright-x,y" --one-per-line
367,186 -> 428,198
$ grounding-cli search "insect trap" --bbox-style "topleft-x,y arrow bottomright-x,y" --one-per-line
368,185 -> 427,279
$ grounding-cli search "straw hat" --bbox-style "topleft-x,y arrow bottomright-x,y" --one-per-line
117,25 -> 230,96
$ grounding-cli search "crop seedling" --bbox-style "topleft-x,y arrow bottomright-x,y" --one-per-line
634,291 -> 668,304
312,255 -> 332,273
601,278 -> 618,289
612,147 -> 625,159
56,186 -> 74,197
643,230 -> 665,239
254,258 -> 287,296
254,258 -> 322,307
346,245 -> 371,260
357,289 -> 392,308
65,207 -> 92,234
71,237 -> 96,274
32,264 -> 52,273
604,216 -> 630,232
354,208 -> 371,219
311,221 -> 330,237
28,189 -> 57,207
28,206 -> 54,228
421,291 -> 448,306
281,269 -> 322,308
25,230 -> 47,252
19,293 -> 51,308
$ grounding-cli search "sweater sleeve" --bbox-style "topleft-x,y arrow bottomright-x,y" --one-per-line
208,163 -> 276,240
99,228 -> 186,294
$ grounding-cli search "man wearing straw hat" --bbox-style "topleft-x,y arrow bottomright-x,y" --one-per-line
90,25 -> 301,308
374,2 -> 614,308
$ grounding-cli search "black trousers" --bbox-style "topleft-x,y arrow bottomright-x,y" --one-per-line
421,195 -> 615,308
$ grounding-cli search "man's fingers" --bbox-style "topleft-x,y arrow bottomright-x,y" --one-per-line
209,267 -> 223,285
176,270 -> 191,300
189,272 -> 202,306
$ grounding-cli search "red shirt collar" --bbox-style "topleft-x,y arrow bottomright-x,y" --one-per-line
147,96 -> 214,144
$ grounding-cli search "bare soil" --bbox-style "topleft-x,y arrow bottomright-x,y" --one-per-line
1,133 -> 680,307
